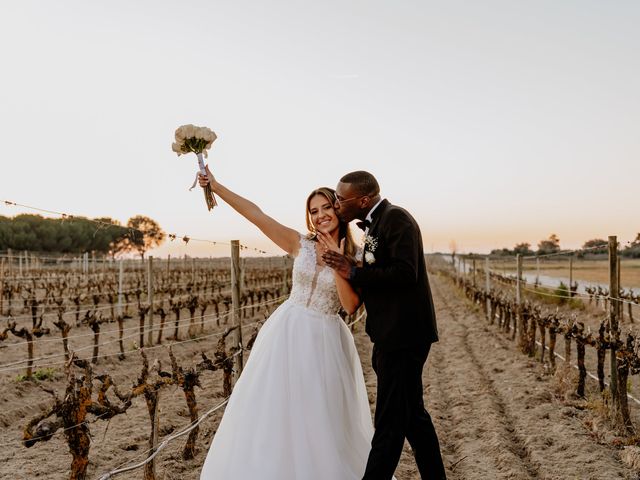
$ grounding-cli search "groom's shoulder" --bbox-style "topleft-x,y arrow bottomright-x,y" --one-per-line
383,202 -> 417,223
379,202 -> 420,232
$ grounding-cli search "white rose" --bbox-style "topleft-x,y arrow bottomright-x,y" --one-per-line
174,125 -> 186,141
364,251 -> 376,264
171,142 -> 184,155
205,131 -> 217,148
194,126 -> 206,140
175,124 -> 194,141
199,127 -> 216,143
182,124 -> 196,139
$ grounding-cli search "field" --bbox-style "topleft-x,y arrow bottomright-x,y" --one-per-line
488,257 -> 640,290
2,257 -> 640,479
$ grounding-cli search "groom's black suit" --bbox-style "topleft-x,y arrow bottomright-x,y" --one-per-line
350,199 -> 446,480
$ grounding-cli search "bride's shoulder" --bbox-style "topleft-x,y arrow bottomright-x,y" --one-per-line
292,232 -> 314,258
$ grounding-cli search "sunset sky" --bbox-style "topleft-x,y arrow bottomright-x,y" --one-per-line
1,1 -> 638,257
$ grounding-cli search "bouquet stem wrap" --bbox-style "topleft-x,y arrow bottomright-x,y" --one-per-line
197,153 -> 218,210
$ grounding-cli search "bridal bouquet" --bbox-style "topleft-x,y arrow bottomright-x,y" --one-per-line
172,124 -> 218,211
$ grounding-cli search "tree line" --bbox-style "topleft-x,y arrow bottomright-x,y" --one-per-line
0,214 -> 165,258
489,233 -> 640,258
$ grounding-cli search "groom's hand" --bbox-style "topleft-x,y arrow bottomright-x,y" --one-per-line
322,250 -> 353,279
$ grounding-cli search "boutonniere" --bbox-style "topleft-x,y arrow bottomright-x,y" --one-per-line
363,234 -> 379,264
364,251 -> 376,265
363,234 -> 378,252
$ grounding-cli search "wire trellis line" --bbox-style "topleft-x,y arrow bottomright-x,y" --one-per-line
95,397 -> 230,480
0,295 -> 289,373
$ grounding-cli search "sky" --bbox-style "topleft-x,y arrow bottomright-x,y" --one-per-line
1,0 -> 638,257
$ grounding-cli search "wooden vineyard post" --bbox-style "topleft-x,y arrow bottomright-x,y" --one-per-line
7,248 -> 12,274
608,236 -> 620,414
167,254 -> 171,274
516,254 -> 524,350
462,257 -> 466,282
117,260 -> 124,315
0,257 -> 4,315
147,256 -> 154,347
618,256 -> 622,321
117,259 -> 125,359
485,257 -> 491,321
231,241 -> 244,385
472,258 -> 477,288
569,257 -> 574,297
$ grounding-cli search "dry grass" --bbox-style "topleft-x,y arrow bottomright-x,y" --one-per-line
493,258 -> 640,289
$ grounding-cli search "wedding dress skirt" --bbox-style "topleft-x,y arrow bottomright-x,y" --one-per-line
199,301 -> 374,479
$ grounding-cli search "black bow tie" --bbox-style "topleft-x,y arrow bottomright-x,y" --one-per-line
356,219 -> 371,231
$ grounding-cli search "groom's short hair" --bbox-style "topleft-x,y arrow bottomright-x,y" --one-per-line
340,171 -> 380,197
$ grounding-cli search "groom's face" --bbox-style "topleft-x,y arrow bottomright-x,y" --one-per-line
334,182 -> 364,222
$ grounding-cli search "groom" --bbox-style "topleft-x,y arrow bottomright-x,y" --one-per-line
322,171 -> 446,480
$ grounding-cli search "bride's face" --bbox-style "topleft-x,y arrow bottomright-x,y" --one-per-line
309,194 -> 340,235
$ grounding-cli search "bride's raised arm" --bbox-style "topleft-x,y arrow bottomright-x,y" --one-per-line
198,165 -> 300,256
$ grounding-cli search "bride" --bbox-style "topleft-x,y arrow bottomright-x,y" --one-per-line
198,166 -> 375,479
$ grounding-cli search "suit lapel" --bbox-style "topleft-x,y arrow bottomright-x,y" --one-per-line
361,199 -> 389,266
367,199 -> 389,236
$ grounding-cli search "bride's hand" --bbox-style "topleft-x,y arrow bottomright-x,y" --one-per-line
198,165 -> 216,188
317,231 -> 344,255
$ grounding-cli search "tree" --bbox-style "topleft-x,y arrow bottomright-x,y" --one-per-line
622,233 -> 640,258
537,234 -> 560,255
0,214 -> 129,254
513,242 -> 534,255
126,215 -> 166,259
582,238 -> 608,254
490,247 -> 513,256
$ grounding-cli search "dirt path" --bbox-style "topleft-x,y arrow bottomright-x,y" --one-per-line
392,273 -> 637,480
2,275 -> 639,479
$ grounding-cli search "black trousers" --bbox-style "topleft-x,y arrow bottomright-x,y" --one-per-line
362,343 -> 446,480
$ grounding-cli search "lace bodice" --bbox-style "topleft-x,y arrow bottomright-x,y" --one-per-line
288,235 -> 343,316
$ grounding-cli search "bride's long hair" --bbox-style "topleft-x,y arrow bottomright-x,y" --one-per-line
305,187 -> 357,261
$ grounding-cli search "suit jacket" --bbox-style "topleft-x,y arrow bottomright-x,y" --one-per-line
350,199 -> 439,351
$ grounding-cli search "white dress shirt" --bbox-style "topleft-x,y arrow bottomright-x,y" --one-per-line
364,198 -> 384,236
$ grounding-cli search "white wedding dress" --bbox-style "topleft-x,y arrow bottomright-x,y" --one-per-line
200,234 -> 374,479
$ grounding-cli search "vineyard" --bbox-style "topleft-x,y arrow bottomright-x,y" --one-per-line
4,239 -> 640,479
446,240 -> 640,429
0,249 -> 302,479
